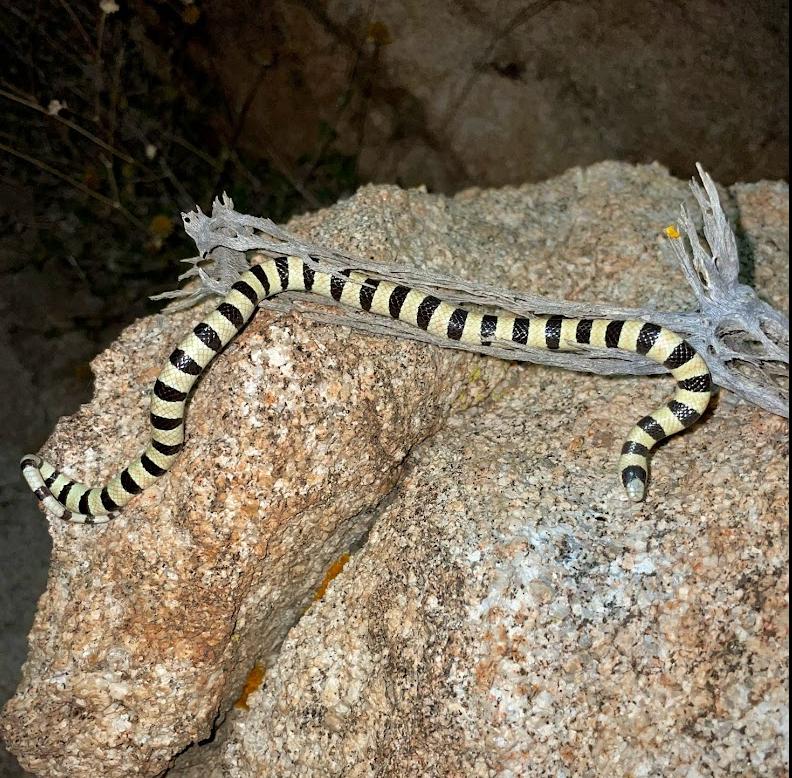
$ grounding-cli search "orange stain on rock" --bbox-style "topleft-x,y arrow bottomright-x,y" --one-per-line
314,553 -> 351,601
235,663 -> 266,710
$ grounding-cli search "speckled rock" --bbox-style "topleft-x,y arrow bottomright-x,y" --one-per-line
193,369 -> 787,777
0,206 -> 504,778
2,163 -> 788,777
173,168 -> 788,777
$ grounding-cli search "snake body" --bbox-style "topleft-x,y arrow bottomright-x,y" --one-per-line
21,255 -> 712,524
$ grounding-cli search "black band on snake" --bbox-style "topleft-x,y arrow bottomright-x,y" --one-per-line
21,255 -> 712,524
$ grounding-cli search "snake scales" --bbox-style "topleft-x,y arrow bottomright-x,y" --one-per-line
21,254 -> 712,524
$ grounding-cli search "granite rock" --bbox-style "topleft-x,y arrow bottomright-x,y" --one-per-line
2,163 -> 788,777
193,367 -> 787,776
0,202 -> 504,778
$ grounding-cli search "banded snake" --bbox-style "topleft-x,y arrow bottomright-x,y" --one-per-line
22,255 -> 712,524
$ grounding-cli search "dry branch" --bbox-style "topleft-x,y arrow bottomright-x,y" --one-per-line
155,167 -> 789,418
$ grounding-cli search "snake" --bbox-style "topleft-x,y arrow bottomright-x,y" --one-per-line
21,254 -> 712,524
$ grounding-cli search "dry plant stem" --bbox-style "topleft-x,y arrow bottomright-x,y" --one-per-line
0,87 -> 135,164
0,140 -> 144,231
155,166 -> 789,418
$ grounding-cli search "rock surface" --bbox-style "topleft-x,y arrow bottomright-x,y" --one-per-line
188,371 -> 787,777
194,0 -> 788,190
2,163 -> 788,776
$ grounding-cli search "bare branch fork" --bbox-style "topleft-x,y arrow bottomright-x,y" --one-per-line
154,166 -> 789,418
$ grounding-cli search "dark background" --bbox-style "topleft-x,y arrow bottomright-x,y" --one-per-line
0,1 -> 787,774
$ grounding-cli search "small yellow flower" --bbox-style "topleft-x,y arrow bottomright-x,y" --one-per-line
149,214 -> 173,239
367,21 -> 392,45
664,225 -> 681,239
182,5 -> 200,24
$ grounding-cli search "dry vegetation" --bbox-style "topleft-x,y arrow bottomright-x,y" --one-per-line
0,0 -> 357,306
